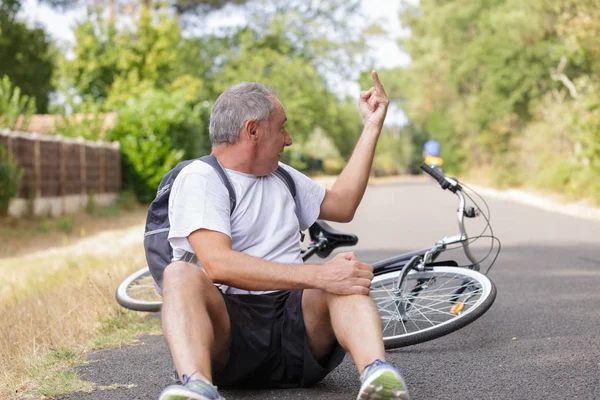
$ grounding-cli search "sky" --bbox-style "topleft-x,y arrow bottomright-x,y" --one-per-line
19,0 -> 411,124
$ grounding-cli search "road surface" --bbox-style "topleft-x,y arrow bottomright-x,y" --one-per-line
60,179 -> 600,400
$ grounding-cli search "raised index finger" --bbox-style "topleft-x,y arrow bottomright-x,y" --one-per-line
371,70 -> 386,93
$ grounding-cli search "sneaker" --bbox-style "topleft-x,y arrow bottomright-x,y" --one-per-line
159,375 -> 225,400
357,359 -> 410,400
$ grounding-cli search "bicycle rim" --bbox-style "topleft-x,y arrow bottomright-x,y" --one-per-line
115,267 -> 163,312
371,266 -> 496,349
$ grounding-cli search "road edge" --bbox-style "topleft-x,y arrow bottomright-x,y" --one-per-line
314,174 -> 600,223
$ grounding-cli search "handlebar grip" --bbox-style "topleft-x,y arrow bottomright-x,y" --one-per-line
420,162 -> 447,185
420,162 -> 461,192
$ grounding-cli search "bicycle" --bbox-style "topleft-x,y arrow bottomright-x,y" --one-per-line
116,163 -> 501,349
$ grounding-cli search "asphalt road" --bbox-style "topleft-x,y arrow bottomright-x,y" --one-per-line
60,179 -> 600,400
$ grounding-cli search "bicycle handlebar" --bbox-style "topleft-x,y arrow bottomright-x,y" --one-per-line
420,163 -> 461,193
303,165 -> 479,268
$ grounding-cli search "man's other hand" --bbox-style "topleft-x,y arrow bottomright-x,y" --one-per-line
319,252 -> 374,295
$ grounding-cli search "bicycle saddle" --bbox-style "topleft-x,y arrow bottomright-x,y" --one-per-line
308,220 -> 358,258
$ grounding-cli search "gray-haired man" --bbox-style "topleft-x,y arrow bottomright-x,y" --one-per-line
158,71 -> 409,400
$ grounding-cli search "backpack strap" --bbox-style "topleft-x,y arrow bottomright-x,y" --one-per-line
273,165 -> 304,241
201,155 -> 298,215
179,155 -> 237,266
273,166 -> 297,200
199,155 -> 236,215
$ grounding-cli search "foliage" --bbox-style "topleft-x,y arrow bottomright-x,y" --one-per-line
381,0 -> 599,201
57,5 -> 214,202
214,24 -> 365,155
38,0 -> 250,14
240,0 -> 367,81
0,0 -> 55,112
0,75 -> 36,130
372,127 -> 420,176
323,100 -> 364,160
0,144 -> 22,216
51,102 -> 107,140
56,6 -> 184,108
107,87 -> 210,202
44,0 -> 378,194
215,33 -> 326,144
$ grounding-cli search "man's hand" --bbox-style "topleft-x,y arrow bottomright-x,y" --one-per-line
358,70 -> 390,130
318,252 -> 374,295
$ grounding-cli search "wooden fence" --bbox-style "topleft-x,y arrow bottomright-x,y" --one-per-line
0,129 -> 121,217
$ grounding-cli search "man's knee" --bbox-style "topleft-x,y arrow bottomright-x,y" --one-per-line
162,261 -> 228,318
302,289 -> 334,330
162,261 -> 213,293
303,289 -> 329,313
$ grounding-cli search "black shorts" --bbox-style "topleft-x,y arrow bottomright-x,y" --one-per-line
212,290 -> 346,389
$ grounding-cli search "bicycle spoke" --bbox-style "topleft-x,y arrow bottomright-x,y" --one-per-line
372,266 -> 496,347
405,291 -> 482,313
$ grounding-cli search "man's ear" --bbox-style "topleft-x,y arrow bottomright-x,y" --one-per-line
242,119 -> 259,142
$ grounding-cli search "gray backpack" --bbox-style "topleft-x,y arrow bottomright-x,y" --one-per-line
143,155 -> 297,288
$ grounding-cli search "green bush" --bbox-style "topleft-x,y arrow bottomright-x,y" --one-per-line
0,75 -> 36,130
107,87 -> 211,202
0,145 -> 22,216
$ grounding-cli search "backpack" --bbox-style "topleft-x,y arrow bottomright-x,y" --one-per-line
143,155 -> 297,288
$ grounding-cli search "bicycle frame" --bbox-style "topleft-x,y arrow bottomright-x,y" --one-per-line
300,164 -> 486,320
301,182 -> 483,320
363,186 -> 479,274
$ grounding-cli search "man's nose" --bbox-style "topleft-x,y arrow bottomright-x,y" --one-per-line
284,131 -> 293,146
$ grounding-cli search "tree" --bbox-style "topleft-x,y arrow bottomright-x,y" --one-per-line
56,0 -> 368,157
385,0 -> 573,174
0,0 -> 55,112
212,25 -> 364,155
55,5 -> 185,108
382,0 -> 599,201
0,75 -> 36,129
38,0 -> 250,15
107,87 -> 209,202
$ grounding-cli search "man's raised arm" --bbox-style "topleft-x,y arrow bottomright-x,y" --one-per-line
319,70 -> 389,222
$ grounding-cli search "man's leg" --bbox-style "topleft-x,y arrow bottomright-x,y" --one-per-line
302,290 -> 409,399
161,261 -> 231,383
302,289 -> 385,372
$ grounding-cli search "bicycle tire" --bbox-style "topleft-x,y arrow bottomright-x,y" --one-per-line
371,266 -> 496,349
115,267 -> 162,312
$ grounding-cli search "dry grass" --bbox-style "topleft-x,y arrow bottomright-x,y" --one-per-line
0,205 -> 147,259
0,243 -> 159,399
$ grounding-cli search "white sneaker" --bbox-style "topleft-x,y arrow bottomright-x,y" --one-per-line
159,377 -> 225,400
357,359 -> 410,400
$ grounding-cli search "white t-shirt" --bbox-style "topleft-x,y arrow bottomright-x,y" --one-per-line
167,160 -> 326,294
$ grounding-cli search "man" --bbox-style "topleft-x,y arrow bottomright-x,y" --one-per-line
159,71 -> 410,400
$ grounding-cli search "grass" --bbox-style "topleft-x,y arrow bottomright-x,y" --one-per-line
0,203 -> 147,259
0,207 -> 162,400
13,316 -> 160,399
27,347 -> 95,397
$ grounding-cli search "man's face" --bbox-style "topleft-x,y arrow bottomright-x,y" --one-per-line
255,98 -> 292,175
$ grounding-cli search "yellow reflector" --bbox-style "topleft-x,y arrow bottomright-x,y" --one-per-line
451,303 -> 465,315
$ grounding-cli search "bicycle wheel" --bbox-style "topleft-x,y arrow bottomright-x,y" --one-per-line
370,266 -> 496,349
115,267 -> 163,312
